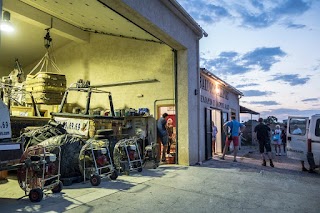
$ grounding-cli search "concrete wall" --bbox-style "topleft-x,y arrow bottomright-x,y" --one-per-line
0,64 -> 11,76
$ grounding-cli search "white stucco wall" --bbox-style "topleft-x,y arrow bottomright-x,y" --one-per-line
199,71 -> 241,161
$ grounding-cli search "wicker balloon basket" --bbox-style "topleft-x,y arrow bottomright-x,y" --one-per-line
166,153 -> 175,164
0,170 -> 8,180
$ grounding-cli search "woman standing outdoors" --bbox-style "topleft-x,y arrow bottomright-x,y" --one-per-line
212,121 -> 218,156
272,125 -> 282,156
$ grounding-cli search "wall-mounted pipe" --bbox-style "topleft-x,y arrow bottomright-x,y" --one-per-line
91,79 -> 158,88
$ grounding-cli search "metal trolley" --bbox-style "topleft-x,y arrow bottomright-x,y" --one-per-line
17,144 -> 63,202
79,139 -> 118,186
113,137 -> 143,175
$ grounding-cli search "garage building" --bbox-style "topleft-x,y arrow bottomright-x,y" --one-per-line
0,0 -> 206,165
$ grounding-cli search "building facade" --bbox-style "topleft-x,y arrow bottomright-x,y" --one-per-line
199,68 -> 243,161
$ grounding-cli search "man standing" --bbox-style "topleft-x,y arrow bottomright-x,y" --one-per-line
220,115 -> 245,162
157,113 -> 168,162
281,125 -> 287,155
292,125 -> 302,135
254,118 -> 274,167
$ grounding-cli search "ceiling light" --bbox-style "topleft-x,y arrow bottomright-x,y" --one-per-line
0,11 -> 14,32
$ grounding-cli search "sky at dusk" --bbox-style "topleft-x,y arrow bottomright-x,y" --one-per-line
177,0 -> 320,122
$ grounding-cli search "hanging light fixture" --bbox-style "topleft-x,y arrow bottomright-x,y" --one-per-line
0,11 -> 14,32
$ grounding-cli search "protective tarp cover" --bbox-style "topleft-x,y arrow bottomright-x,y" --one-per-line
38,134 -> 85,178
17,120 -> 66,148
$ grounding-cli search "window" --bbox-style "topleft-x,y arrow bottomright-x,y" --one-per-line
289,118 -> 307,135
315,119 -> 320,137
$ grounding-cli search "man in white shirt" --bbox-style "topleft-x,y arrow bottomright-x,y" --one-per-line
292,125 -> 302,135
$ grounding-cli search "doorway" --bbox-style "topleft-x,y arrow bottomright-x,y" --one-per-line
221,112 -> 229,153
157,105 -> 176,164
205,108 -> 221,159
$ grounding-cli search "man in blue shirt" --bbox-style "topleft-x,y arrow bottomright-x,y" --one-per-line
157,113 -> 168,162
220,115 -> 245,162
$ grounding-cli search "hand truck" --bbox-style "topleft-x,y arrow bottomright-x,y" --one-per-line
79,139 -> 118,186
17,144 -> 62,202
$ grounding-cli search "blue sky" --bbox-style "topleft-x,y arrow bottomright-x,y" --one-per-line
177,0 -> 320,122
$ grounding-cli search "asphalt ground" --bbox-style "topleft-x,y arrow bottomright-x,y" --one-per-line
1,145 -> 319,213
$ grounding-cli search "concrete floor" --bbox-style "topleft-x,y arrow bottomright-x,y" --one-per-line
1,145 -> 319,213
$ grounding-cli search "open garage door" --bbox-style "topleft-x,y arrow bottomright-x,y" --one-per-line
0,0 -> 178,163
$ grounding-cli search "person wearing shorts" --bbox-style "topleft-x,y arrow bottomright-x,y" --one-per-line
254,118 -> 274,167
272,125 -> 282,156
157,113 -> 168,162
220,115 -> 245,162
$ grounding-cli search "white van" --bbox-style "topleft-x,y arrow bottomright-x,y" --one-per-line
0,99 -> 23,171
287,115 -> 320,169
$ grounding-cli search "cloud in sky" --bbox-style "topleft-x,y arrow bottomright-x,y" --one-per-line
284,21 -> 306,29
312,60 -> 320,71
241,107 -> 320,122
178,0 -> 231,24
177,0 -> 320,121
270,74 -> 310,86
249,101 -> 280,105
201,47 -> 286,75
302,98 -> 318,102
238,0 -> 312,28
235,83 -> 260,88
259,108 -> 320,121
241,90 -> 274,97
178,0 -> 313,29
242,47 -> 286,71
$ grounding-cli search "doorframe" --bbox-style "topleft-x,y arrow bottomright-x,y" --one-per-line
156,104 -> 177,163
204,108 -> 212,160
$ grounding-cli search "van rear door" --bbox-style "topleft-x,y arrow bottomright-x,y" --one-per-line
308,115 -> 320,166
286,117 -> 309,161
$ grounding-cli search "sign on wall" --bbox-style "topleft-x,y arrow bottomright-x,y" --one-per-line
200,75 -> 230,110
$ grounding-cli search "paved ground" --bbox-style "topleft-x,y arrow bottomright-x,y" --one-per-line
1,145 -> 319,213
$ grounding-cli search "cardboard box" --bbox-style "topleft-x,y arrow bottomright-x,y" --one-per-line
11,106 -> 34,117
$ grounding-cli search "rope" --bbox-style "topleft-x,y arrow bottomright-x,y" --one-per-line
28,52 -> 61,76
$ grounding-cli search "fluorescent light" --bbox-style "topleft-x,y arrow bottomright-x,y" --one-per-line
1,11 -> 14,32
0,21 -> 14,32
